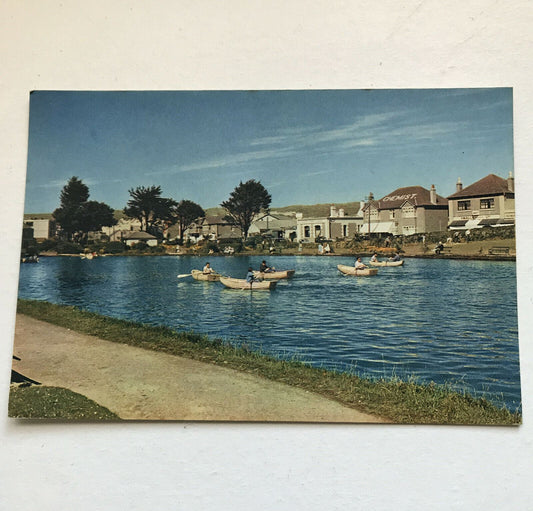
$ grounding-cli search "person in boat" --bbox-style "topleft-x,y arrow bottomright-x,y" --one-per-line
246,267 -> 257,283
203,262 -> 214,274
370,253 -> 379,263
354,257 -> 367,270
389,253 -> 401,262
259,260 -> 274,273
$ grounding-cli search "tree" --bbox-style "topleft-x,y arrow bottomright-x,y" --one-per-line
174,200 -> 205,243
77,201 -> 116,235
53,176 -> 115,242
221,179 -> 271,239
123,185 -> 177,236
53,177 -> 89,240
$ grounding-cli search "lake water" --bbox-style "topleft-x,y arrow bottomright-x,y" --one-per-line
18,255 -> 521,411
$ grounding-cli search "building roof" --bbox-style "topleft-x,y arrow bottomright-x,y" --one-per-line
121,231 -> 157,240
24,213 -> 54,220
372,186 -> 448,210
447,174 -> 513,199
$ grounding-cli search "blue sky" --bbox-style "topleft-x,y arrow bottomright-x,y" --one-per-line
24,89 -> 514,213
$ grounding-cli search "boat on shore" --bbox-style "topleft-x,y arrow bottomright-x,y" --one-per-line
337,264 -> 378,276
220,276 -> 277,290
253,269 -> 295,280
369,260 -> 404,267
191,269 -> 221,281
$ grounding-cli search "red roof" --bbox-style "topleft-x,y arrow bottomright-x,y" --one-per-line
372,186 -> 448,210
447,174 -> 513,199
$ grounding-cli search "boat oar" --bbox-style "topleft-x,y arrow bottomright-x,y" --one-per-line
177,273 -> 192,278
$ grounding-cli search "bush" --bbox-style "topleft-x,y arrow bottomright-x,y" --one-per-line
37,239 -> 58,252
56,241 -> 83,254
131,241 -> 148,251
244,235 -> 262,248
104,241 -> 127,254
148,245 -> 166,254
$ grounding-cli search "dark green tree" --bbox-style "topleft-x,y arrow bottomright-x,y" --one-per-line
174,200 -> 205,243
123,185 -> 177,236
77,201 -> 117,235
221,179 -> 271,239
53,176 -> 115,242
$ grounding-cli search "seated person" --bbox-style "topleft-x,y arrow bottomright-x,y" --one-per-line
259,260 -> 274,273
203,262 -> 214,274
246,267 -> 256,283
354,257 -> 367,270
370,253 -> 379,263
389,253 -> 401,262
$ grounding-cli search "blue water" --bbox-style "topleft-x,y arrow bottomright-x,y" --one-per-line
18,255 -> 521,411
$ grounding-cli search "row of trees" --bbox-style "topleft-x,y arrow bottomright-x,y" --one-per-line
53,176 -> 272,243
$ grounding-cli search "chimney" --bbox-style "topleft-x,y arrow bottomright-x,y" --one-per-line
330,205 -> 337,217
456,177 -> 463,193
430,184 -> 437,204
338,208 -> 345,217
295,212 -> 303,220
507,171 -> 514,193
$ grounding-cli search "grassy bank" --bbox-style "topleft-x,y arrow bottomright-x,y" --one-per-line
9,385 -> 119,420
16,299 -> 521,425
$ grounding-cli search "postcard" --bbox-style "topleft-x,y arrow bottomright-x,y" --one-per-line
10,89 -> 521,424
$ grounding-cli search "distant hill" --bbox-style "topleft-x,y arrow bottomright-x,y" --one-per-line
205,202 -> 361,219
272,202 -> 362,218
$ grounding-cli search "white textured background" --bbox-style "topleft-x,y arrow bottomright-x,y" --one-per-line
1,2 -> 532,509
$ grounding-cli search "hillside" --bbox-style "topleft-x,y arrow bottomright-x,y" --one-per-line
205,201 -> 361,218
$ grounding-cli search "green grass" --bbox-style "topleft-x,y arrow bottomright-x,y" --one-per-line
16,299 -> 521,425
9,385 -> 119,420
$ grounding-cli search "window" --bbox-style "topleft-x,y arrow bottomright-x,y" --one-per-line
304,226 -> 310,237
314,225 -> 321,234
343,225 -> 348,237
457,200 -> 471,211
402,204 -> 416,218
390,210 -> 396,219
480,198 -> 495,209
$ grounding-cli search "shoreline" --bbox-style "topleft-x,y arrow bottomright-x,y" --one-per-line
38,249 -> 516,262
11,299 -> 522,424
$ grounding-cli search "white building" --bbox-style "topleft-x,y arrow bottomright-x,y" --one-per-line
446,173 -> 515,230
23,215 -> 56,241
296,205 -> 363,242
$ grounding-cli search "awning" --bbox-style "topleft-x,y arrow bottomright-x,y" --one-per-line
449,220 -> 467,227
360,221 -> 395,234
477,218 -> 496,226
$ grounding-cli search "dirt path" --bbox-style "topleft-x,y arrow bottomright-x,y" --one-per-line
11,314 -> 384,422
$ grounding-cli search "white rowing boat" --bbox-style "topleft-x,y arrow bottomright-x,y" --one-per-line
368,260 -> 404,267
337,264 -> 378,276
219,276 -> 277,290
191,269 -> 221,281
252,269 -> 295,279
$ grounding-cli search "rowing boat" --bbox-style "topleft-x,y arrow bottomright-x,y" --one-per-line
368,260 -> 404,267
219,276 -> 277,290
337,264 -> 378,276
252,269 -> 295,279
191,269 -> 221,281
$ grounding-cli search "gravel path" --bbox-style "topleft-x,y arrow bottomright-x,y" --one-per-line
12,314 -> 384,422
